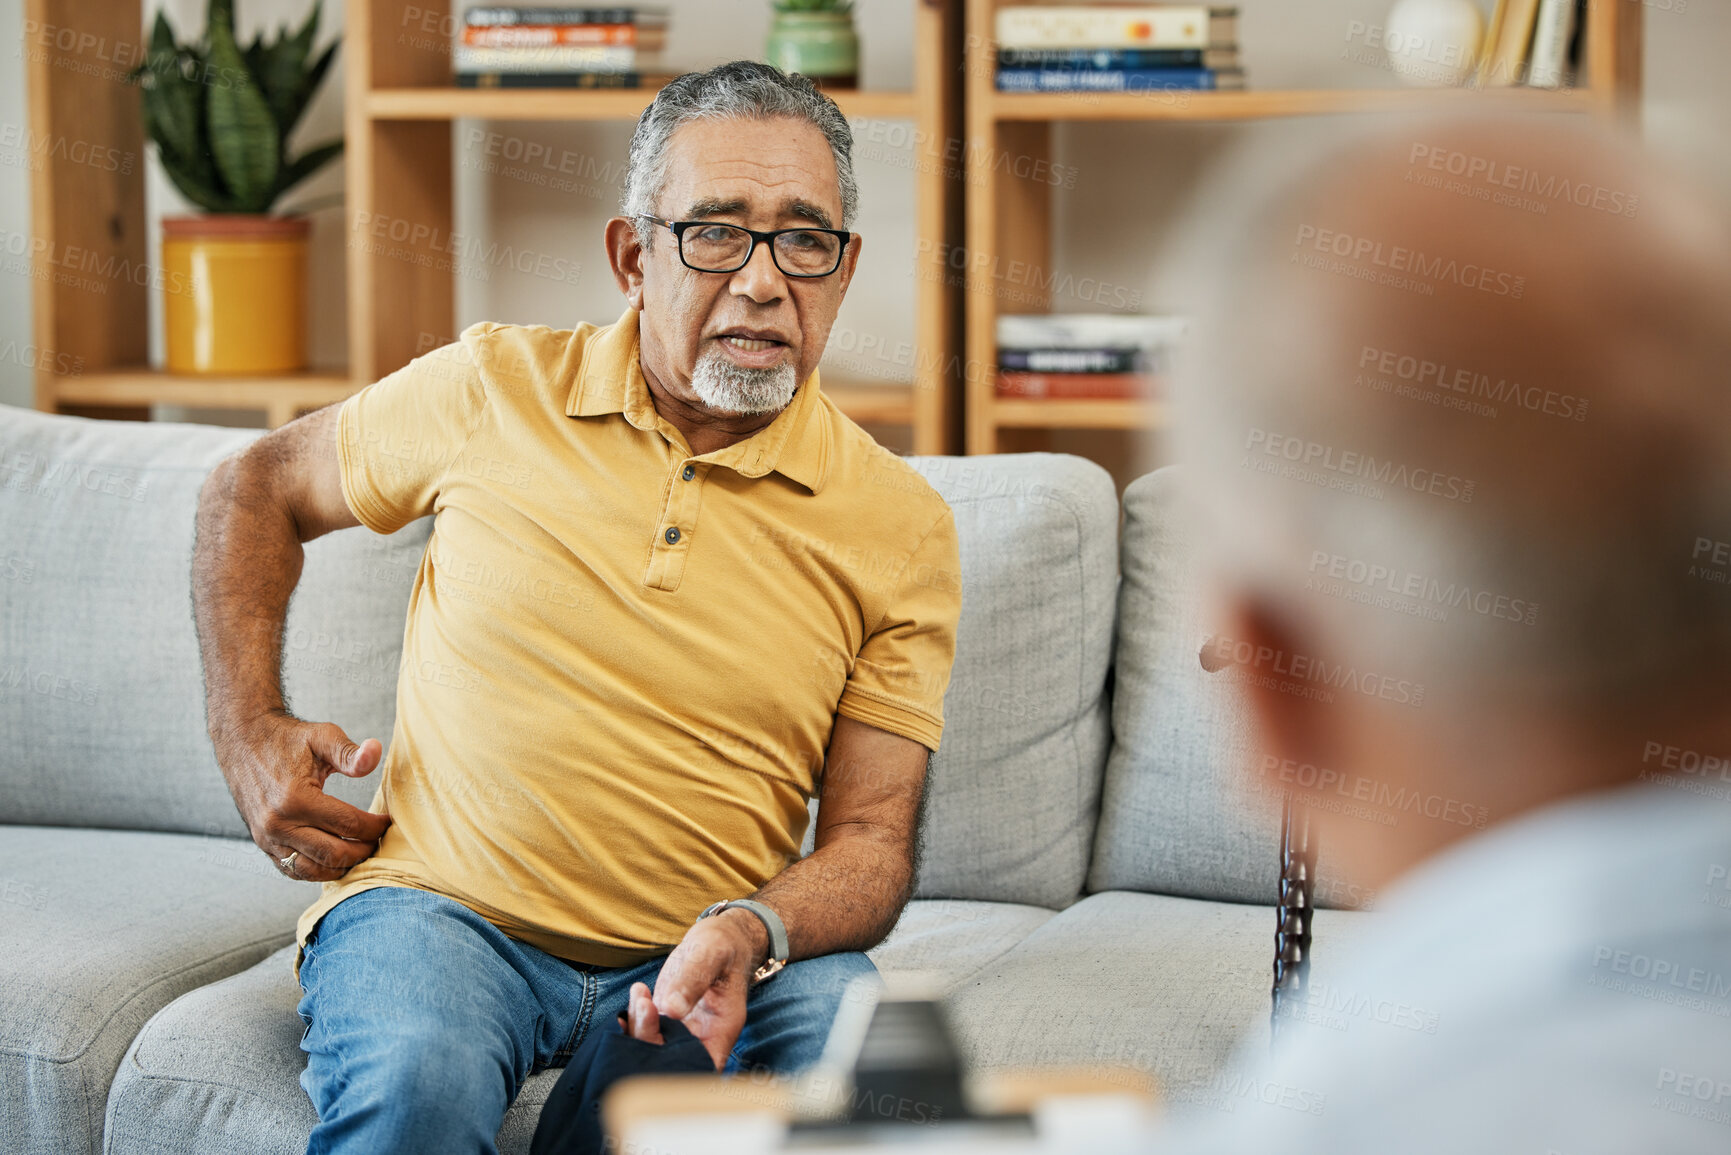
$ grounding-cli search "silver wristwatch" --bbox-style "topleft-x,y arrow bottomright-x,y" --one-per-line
697,898 -> 788,984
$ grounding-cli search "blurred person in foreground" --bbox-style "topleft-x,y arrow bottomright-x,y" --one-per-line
1151,113 -> 1731,1152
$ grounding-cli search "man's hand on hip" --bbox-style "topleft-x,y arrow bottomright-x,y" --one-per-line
650,907 -> 770,1071
219,714 -> 392,883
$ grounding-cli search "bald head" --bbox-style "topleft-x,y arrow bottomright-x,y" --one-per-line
1181,114 -> 1731,725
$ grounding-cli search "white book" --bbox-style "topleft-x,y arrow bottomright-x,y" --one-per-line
994,6 -> 1236,51
452,44 -> 638,74
997,313 -> 1188,351
1527,0 -> 1576,88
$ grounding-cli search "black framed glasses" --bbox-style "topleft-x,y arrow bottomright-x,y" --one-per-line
635,214 -> 852,278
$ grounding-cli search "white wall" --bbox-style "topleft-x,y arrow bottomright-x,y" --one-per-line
1,0 -> 1727,414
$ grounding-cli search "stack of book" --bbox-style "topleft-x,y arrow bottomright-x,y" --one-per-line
1476,0 -> 1582,89
994,5 -> 1243,94
995,314 -> 1186,400
454,5 -> 668,89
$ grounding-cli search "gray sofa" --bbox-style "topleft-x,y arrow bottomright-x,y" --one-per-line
0,405 -> 1367,1154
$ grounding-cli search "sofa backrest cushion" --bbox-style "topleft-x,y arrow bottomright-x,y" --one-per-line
1087,467 -> 1276,903
902,453 -> 1119,909
0,408 -> 429,837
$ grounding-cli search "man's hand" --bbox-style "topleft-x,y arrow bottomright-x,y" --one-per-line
218,714 -> 392,882
647,908 -> 770,1070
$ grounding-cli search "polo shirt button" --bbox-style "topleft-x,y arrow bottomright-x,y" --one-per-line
664,526 -> 681,544
682,464 -> 695,481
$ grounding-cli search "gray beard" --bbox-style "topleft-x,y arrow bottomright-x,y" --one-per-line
688,346 -> 799,415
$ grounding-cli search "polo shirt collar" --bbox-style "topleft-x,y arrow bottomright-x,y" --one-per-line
567,307 -> 830,495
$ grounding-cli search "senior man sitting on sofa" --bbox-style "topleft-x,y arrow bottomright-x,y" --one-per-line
190,60 -> 960,1154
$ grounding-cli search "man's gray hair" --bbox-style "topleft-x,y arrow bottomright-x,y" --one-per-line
622,61 -> 858,248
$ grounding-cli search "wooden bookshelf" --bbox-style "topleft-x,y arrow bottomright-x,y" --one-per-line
26,1 -> 963,451
962,0 -> 1645,460
348,1 -> 963,454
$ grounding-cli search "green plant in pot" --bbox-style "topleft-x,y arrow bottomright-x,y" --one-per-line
766,0 -> 859,91
127,0 -> 342,375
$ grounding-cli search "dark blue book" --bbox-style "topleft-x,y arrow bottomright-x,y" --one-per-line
996,67 -> 1241,93
997,48 -> 1235,70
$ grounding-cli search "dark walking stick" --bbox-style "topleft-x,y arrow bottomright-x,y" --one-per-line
1270,793 -> 1316,1043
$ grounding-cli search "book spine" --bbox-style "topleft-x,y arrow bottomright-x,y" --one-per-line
996,371 -> 1156,399
994,6 -> 1214,50
455,45 -> 637,72
454,71 -> 642,88
463,24 -> 640,47
1527,0 -> 1576,88
996,67 -> 1218,93
465,8 -> 654,27
997,348 -> 1143,373
996,48 -> 1205,69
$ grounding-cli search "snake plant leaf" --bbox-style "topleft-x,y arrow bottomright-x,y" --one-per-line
160,151 -> 243,214
274,138 -> 343,200
251,2 -> 323,139
205,4 -> 282,211
295,42 -> 339,135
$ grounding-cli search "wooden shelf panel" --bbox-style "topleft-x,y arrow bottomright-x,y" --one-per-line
821,379 -> 916,426
368,87 -> 919,122
989,397 -> 1166,430
989,85 -> 1597,123
43,369 -> 359,426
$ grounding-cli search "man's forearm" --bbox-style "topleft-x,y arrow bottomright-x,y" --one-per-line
191,453 -> 306,746
741,834 -> 915,966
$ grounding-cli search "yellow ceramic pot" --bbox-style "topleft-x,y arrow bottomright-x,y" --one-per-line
161,214 -> 309,374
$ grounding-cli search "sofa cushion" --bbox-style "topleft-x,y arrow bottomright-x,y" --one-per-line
103,943 -> 563,1155
0,407 -> 431,837
1087,468 -> 1372,909
866,898 -> 1057,995
0,826 -> 319,1155
905,453 -> 1119,908
940,890 -> 1372,1103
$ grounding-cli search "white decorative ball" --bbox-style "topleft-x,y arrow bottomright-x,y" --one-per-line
1384,0 -> 1485,87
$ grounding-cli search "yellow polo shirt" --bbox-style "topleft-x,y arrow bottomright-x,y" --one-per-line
293,308 -> 961,975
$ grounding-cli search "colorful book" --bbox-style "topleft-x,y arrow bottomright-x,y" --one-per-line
454,70 -> 643,88
996,371 -> 1157,399
1527,0 -> 1576,88
454,44 -> 642,72
464,6 -> 669,27
462,23 -> 662,48
996,47 -> 1238,70
994,6 -> 1238,50
997,347 -> 1145,373
996,67 -> 1242,93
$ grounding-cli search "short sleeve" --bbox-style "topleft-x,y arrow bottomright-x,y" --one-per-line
336,336 -> 489,535
835,508 -> 963,752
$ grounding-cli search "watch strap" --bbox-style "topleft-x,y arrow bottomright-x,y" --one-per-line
699,898 -> 788,983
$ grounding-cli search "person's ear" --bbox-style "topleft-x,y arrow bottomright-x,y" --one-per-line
605,216 -> 647,311
834,232 -> 861,297
1208,596 -> 1346,789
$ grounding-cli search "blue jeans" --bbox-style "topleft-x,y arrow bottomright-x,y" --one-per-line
295,886 -> 879,1155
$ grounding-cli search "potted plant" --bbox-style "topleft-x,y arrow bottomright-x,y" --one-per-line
128,0 -> 342,375
765,0 -> 859,91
